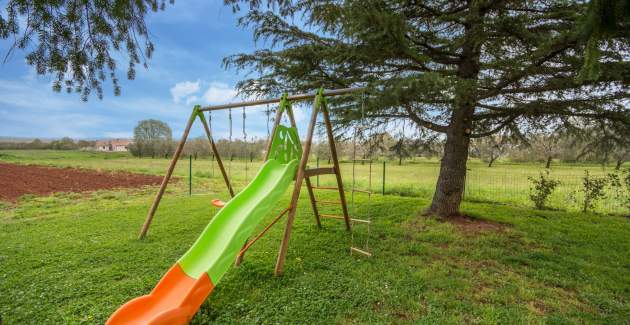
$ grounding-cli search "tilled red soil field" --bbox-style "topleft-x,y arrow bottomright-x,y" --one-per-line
0,162 -> 163,202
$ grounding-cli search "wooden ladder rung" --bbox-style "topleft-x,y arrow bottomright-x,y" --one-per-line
320,214 -> 371,224
350,246 -> 372,257
316,200 -> 341,205
312,186 -> 339,191
304,167 -> 335,178
352,189 -> 372,194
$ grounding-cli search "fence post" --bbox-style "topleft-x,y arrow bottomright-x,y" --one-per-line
382,160 -> 386,195
189,154 -> 192,196
316,156 -> 320,186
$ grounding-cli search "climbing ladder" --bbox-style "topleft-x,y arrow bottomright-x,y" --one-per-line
301,100 -> 372,257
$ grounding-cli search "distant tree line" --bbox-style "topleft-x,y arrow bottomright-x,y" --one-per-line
2,118 -> 627,170
0,137 -> 95,150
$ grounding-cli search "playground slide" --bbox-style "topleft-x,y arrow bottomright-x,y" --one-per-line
107,158 -> 298,325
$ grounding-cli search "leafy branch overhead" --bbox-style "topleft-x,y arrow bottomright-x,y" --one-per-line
224,0 -> 630,138
0,0 -> 173,100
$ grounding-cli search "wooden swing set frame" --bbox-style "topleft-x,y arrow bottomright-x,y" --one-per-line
138,87 -> 366,275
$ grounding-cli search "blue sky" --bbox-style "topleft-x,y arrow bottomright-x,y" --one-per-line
0,1 -> 308,141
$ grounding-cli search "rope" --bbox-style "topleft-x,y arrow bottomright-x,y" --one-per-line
363,92 -> 372,252
228,108 -> 232,179
209,111 -> 214,178
350,91 -> 372,256
243,107 -> 248,182
266,103 -> 271,138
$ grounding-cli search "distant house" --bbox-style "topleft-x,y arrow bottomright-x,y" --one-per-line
95,139 -> 133,152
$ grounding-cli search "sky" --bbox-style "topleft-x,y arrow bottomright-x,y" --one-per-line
0,1 -> 309,141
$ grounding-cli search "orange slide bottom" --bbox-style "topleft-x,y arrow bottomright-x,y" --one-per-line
106,264 -> 214,325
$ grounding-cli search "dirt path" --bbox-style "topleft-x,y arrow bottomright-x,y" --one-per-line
0,162 -> 163,202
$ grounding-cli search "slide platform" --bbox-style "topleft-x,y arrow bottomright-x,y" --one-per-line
107,158 -> 298,325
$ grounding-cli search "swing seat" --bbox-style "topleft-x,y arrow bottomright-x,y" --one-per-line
211,199 -> 225,208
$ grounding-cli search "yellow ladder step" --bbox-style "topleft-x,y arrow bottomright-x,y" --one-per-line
350,246 -> 372,257
316,200 -> 342,205
312,186 -> 339,191
320,214 -> 371,224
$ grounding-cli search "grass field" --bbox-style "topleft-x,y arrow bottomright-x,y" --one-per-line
1,173 -> 629,323
1,150 -> 629,323
1,150 -> 628,214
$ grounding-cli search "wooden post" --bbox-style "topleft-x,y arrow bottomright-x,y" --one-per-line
198,113 -> 235,197
382,161 -> 386,195
316,156 -> 320,186
189,155 -> 192,196
274,93 -> 321,276
321,101 -> 351,231
304,177 -> 321,228
138,108 -> 197,239
263,96 -> 287,161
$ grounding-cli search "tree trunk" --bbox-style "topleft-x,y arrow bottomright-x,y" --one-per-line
428,4 -> 482,217
615,159 -> 623,170
545,156 -> 552,169
429,108 -> 473,217
488,155 -> 496,167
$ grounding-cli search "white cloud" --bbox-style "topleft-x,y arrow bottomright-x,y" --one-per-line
185,95 -> 199,105
202,82 -> 237,104
170,80 -> 200,103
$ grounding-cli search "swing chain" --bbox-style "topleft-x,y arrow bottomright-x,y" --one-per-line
228,108 -> 233,177
209,111 -> 214,176
266,103 -> 271,138
243,107 -> 249,182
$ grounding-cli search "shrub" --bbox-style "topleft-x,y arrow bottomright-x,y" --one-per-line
608,169 -> 630,212
528,171 -> 561,209
578,170 -> 608,213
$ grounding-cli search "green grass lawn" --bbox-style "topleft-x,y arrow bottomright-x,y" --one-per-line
1,170 -> 629,323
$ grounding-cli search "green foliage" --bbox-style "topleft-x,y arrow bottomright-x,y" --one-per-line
577,0 -> 630,81
130,119 -> 173,158
224,0 -> 630,215
607,169 -> 630,211
528,171 -> 561,210
575,170 -> 609,212
224,0 -> 630,137
0,0 -> 173,100
0,138 -> 96,150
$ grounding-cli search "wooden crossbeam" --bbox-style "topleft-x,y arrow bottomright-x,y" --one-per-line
311,186 -> 339,191
316,200 -> 342,205
304,167 -> 335,178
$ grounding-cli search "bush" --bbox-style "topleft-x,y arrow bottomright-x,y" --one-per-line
528,171 -> 561,209
608,169 -> 630,212
577,170 -> 608,213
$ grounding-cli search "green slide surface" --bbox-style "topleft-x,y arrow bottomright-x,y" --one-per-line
178,158 -> 298,283
106,124 -> 302,325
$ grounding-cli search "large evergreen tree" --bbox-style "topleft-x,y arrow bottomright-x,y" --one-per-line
224,0 -> 630,217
